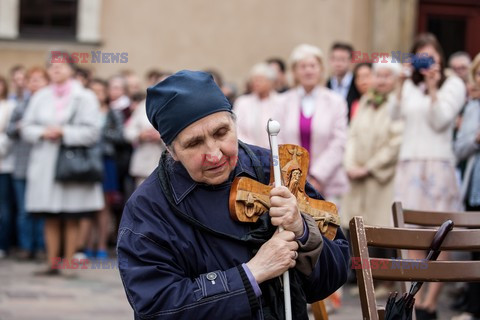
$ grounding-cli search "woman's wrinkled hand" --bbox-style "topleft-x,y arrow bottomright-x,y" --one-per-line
269,186 -> 304,238
246,230 -> 299,284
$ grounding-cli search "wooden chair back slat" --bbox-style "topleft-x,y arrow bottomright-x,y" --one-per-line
392,202 -> 480,228
365,227 -> 480,250
368,259 -> 480,281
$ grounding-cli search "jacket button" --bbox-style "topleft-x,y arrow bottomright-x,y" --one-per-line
206,272 -> 217,281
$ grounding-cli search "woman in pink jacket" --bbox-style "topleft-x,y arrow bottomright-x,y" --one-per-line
277,44 -> 349,202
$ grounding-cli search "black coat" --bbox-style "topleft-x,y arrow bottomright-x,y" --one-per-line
117,143 -> 350,319
327,76 -> 360,121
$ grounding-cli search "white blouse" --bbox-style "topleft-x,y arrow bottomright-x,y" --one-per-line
390,76 -> 466,162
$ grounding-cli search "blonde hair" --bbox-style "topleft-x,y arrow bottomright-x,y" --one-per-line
470,53 -> 480,85
289,44 -> 324,68
289,44 -> 324,85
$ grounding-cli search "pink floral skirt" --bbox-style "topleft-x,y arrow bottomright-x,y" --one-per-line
394,160 -> 461,212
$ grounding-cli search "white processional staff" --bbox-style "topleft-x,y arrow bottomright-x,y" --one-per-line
266,119 -> 292,320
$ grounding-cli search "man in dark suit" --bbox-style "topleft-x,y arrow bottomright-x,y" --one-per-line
326,42 -> 359,121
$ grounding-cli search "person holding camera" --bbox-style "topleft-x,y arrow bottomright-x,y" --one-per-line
390,33 -> 466,320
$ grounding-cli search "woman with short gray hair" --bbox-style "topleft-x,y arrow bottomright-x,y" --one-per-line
234,63 -> 283,148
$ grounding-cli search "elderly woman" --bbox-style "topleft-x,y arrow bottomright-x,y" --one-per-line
117,70 -> 349,319
453,52 -> 480,320
22,54 -> 104,275
391,34 -> 466,320
276,44 -> 348,203
234,63 -> 283,148
342,58 -> 403,228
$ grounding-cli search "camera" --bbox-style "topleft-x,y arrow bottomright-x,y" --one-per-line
412,55 -> 434,71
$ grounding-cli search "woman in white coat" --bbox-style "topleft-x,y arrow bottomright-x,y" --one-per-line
22,54 -> 104,275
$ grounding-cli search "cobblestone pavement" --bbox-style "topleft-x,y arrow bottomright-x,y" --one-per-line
0,258 -> 132,320
0,257 -> 461,320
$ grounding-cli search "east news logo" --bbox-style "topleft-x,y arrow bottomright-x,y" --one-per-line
51,51 -> 128,64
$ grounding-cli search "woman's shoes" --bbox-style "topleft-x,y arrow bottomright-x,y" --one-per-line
84,249 -> 95,259
16,250 -> 33,261
95,250 -> 108,260
34,267 -> 79,279
74,249 -> 108,259
33,268 -> 61,277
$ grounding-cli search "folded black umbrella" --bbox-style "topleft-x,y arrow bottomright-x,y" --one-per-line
385,292 -> 415,320
385,220 -> 454,320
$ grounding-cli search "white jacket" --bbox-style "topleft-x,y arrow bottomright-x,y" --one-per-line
390,76 -> 466,162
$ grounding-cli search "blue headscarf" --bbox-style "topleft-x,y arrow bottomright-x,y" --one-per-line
146,70 -> 232,145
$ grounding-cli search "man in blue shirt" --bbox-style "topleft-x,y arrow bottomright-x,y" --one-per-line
117,70 -> 350,319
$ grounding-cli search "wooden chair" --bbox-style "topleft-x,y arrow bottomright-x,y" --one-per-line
392,201 -> 480,294
349,216 -> 480,320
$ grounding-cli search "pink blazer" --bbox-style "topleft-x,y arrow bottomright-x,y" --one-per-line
275,86 -> 349,198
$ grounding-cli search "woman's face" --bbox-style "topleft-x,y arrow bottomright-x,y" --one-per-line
293,55 -> 322,89
108,78 -> 125,101
416,44 -> 441,67
355,66 -> 373,95
12,70 -> 26,89
171,112 -> 238,185
373,68 -> 396,94
251,75 -> 273,97
47,63 -> 73,84
27,72 -> 48,93
90,82 -> 108,105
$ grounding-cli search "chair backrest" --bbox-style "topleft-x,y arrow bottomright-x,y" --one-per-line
349,216 -> 480,320
392,201 -> 480,228
391,201 -> 480,294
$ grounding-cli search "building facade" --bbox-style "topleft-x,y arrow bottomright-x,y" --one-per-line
0,0 -> 476,87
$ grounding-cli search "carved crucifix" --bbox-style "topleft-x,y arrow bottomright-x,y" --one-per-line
229,144 -> 340,240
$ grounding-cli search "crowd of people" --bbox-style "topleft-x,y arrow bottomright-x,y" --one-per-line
0,59 -> 168,268
0,32 -> 479,319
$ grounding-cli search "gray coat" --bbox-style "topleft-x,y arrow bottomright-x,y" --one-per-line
454,99 -> 480,207
22,81 -> 104,213
6,97 -> 32,179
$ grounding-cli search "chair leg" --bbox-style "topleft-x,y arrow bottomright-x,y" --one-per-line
312,300 -> 328,320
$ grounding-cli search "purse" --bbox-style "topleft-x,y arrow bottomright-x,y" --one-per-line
55,98 -> 104,183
